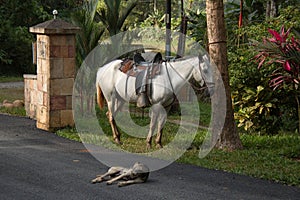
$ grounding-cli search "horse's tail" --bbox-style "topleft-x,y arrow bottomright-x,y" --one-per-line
96,83 -> 105,110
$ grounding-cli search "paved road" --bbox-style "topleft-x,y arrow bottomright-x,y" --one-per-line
1,114 -> 299,200
0,81 -> 24,89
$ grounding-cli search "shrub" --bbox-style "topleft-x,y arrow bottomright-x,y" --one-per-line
253,26 -> 300,133
228,5 -> 300,134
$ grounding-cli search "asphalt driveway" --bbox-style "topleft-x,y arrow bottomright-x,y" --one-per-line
0,114 -> 299,200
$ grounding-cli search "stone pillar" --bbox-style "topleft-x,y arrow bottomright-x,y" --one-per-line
29,19 -> 80,131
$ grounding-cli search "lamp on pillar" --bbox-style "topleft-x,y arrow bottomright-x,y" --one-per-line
53,9 -> 58,19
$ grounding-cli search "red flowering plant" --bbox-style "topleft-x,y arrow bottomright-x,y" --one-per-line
254,26 -> 300,133
254,26 -> 300,89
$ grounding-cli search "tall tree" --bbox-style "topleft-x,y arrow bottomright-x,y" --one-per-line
0,0 -> 49,75
206,0 -> 243,150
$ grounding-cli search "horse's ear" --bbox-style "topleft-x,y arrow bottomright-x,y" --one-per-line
153,52 -> 163,63
133,53 -> 145,64
198,54 -> 211,66
198,54 -> 205,63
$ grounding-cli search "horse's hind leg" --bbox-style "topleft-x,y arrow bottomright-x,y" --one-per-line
106,96 -> 122,144
106,110 -> 121,144
107,96 -> 125,144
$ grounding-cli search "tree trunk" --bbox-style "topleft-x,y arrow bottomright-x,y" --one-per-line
176,0 -> 187,58
296,95 -> 300,135
238,0 -> 243,28
266,0 -> 277,19
206,0 -> 243,150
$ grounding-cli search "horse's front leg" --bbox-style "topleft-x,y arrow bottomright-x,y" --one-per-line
155,106 -> 167,148
147,104 -> 167,149
146,109 -> 158,149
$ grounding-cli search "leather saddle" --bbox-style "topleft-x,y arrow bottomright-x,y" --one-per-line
119,52 -> 163,108
119,52 -> 163,78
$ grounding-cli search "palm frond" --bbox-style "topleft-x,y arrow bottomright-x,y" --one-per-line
117,0 -> 138,30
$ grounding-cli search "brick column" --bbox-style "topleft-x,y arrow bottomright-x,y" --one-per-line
29,19 -> 80,131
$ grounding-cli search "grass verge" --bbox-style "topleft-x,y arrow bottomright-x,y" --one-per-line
57,125 -> 300,186
1,84 -> 298,187
56,105 -> 300,187
0,76 -> 23,82
178,134 -> 300,187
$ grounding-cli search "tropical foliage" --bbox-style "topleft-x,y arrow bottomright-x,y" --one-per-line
254,26 -> 300,89
253,26 -> 300,133
1,0 -> 300,135
228,4 -> 300,134
71,0 -> 104,68
0,0 -> 83,75
0,0 -> 48,75
96,0 -> 138,36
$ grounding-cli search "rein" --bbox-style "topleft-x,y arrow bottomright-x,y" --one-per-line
164,61 -> 178,108
165,59 -> 208,105
168,59 -> 207,92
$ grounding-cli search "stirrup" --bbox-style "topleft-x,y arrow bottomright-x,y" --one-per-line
137,93 -> 150,108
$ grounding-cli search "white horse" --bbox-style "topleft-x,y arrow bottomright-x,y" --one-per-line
96,55 -> 213,149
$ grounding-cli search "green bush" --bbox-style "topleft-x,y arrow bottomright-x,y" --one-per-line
0,0 -> 83,76
0,23 -> 35,75
228,6 -> 300,134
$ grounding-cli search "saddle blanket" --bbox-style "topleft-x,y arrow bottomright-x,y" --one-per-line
119,59 -> 161,78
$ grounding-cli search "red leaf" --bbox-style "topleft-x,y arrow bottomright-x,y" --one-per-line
268,29 -> 283,43
284,61 -> 291,71
258,57 -> 266,68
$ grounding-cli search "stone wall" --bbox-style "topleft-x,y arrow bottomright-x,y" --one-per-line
35,34 -> 75,130
24,74 -> 38,119
25,18 -> 79,132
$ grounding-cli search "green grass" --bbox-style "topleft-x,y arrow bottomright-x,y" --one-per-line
56,127 -> 81,142
0,76 -> 23,82
0,107 -> 26,116
179,134 -> 300,186
56,104 -> 300,187
57,123 -> 300,186
1,85 -> 298,187
0,88 -> 24,102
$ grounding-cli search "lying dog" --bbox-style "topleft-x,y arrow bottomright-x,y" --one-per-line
91,162 -> 150,187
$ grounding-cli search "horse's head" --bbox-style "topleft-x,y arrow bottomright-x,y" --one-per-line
184,56 -> 202,85
198,54 -> 214,96
190,57 -> 204,84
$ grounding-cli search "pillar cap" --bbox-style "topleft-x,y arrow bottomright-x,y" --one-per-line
30,19 -> 80,35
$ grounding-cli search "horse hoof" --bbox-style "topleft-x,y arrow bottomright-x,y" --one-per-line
146,143 -> 152,150
156,143 -> 163,149
115,138 -> 122,145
